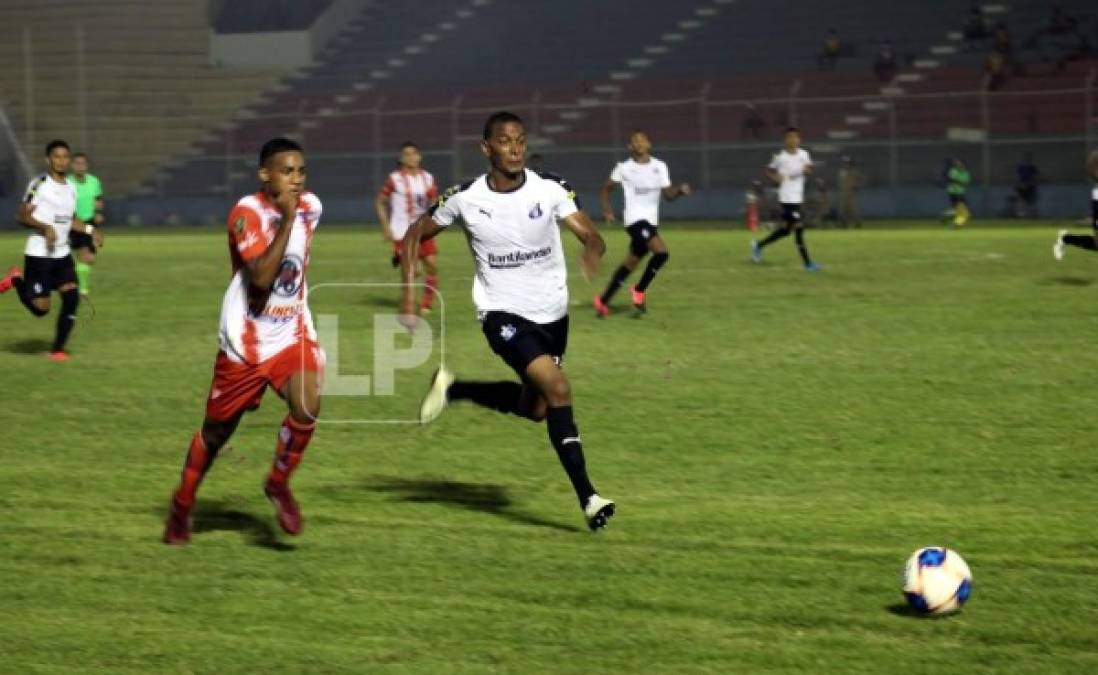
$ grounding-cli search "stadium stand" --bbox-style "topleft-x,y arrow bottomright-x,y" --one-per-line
0,0 -> 289,195
2,0 -> 1091,210
143,0 -> 1093,204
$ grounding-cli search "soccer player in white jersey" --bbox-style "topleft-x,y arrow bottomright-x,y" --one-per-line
375,141 -> 439,313
594,130 -> 691,317
1,140 -> 103,361
400,111 -> 616,531
163,138 -> 325,545
1053,149 -> 1098,260
751,127 -> 821,271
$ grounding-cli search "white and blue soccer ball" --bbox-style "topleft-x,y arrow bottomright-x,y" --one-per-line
902,547 -> 972,615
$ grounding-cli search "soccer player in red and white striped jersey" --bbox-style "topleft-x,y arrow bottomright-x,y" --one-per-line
163,137 -> 324,545
375,142 -> 439,313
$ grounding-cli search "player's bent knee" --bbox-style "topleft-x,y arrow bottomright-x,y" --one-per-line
542,377 -> 571,407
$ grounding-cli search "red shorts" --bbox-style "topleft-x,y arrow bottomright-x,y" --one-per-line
205,340 -> 324,421
394,237 -> 437,258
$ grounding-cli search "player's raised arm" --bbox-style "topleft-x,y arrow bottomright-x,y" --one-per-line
561,209 -> 605,281
599,178 -> 618,224
399,213 -> 443,320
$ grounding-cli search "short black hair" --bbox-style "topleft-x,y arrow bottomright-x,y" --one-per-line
71,152 -> 88,161
45,139 -> 69,156
784,127 -> 801,135
400,141 -> 420,151
483,111 -> 524,140
259,137 -> 304,166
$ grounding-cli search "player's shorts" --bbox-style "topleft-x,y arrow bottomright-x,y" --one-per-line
780,203 -> 803,227
949,194 -> 967,207
69,229 -> 97,253
22,254 -> 77,298
625,220 -> 658,256
205,340 -> 324,422
481,311 -> 568,379
394,237 -> 438,259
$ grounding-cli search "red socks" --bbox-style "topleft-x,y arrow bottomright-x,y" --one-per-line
174,432 -> 212,508
268,415 -> 316,485
421,275 -> 438,310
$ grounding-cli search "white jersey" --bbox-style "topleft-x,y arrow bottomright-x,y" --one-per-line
380,168 -> 437,240
22,174 -> 77,259
218,191 -> 323,364
769,148 -> 813,204
431,169 -> 580,324
609,156 -> 671,226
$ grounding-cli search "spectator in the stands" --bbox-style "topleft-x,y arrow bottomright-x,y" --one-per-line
741,104 -> 766,140
984,50 -> 1007,90
1014,154 -> 1040,217
818,28 -> 842,71
874,41 -> 897,82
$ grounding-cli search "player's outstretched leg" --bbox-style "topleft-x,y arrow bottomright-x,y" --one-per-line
794,228 -> 820,271
265,369 -> 321,535
1,267 -> 50,317
524,356 -> 615,531
1058,231 -> 1098,260
753,226 -> 791,262
164,417 -> 240,545
632,235 -> 670,313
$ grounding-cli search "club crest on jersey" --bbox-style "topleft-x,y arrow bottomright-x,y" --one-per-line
233,215 -> 246,233
273,254 -> 304,297
528,202 -> 543,219
500,324 -> 517,341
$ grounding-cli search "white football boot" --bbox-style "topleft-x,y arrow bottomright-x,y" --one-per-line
583,494 -> 616,531
419,366 -> 454,425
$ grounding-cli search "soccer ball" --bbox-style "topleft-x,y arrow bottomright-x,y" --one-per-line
902,547 -> 972,615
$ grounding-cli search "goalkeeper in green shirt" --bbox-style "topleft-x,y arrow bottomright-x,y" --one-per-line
943,158 -> 971,228
67,153 -> 104,296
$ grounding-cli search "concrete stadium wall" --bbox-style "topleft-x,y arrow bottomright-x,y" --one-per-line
209,0 -> 369,69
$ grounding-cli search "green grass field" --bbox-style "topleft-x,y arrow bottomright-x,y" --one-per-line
3,222 -> 1098,674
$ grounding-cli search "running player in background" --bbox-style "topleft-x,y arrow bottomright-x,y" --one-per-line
1052,149 -> 1098,260
594,130 -> 690,317
67,152 -> 104,297
1,140 -> 102,361
375,141 -> 439,314
751,127 -> 820,271
402,111 -> 616,531
163,137 -> 325,545
942,158 -> 972,228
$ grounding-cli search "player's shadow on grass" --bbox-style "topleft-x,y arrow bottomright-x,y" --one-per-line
1042,276 -> 1093,287
364,476 -> 581,533
189,500 -> 296,551
363,294 -> 400,308
6,338 -> 52,355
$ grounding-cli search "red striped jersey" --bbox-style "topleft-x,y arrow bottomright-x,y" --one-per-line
380,168 -> 437,240
219,191 -> 322,364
